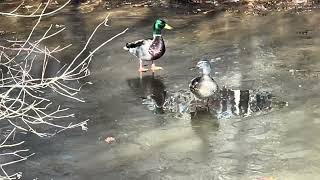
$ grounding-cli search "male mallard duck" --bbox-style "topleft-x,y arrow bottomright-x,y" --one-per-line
189,60 -> 219,99
123,18 -> 173,72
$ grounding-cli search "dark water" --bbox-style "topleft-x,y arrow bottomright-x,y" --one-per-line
1,4 -> 320,180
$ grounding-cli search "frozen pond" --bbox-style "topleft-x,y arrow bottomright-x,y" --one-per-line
1,3 -> 320,180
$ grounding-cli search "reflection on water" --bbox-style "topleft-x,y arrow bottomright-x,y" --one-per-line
127,75 -> 166,114
137,82 -> 288,120
211,87 -> 288,119
190,109 -> 219,139
190,109 -> 220,160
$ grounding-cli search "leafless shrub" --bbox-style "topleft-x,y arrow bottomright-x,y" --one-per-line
0,0 -> 72,18
0,0 -> 128,179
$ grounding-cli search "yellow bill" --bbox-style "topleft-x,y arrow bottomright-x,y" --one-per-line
164,24 -> 173,30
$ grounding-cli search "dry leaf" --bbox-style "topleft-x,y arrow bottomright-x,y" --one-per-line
105,136 -> 116,144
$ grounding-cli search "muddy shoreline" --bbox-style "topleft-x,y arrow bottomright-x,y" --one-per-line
1,0 -> 320,16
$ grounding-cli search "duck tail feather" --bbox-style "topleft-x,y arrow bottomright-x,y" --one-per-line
123,43 -> 129,50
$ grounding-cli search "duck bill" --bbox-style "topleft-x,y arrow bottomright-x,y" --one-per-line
164,24 -> 173,30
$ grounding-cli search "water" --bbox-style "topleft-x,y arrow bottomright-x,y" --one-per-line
1,3 -> 320,180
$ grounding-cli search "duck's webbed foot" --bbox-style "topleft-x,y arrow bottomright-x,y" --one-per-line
151,63 -> 163,72
138,67 -> 148,72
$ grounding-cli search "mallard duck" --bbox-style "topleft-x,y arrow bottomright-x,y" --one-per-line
123,18 -> 173,72
189,60 -> 219,100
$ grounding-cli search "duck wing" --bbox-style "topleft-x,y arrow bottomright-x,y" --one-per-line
189,76 -> 202,95
125,39 -> 146,49
124,38 -> 153,60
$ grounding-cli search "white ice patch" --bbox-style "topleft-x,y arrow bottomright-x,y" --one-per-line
233,90 -> 240,115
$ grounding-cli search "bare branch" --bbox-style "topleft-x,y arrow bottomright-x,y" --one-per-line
0,0 -> 72,18
0,6 -> 127,179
